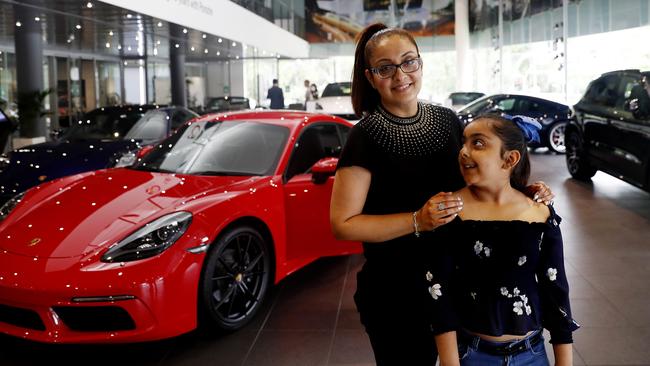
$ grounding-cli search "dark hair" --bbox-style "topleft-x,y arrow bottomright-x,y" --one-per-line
351,23 -> 419,117
474,113 -> 531,192
273,79 -> 278,84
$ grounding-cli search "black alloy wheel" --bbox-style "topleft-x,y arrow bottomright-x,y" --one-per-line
547,121 -> 567,154
199,225 -> 271,332
565,130 -> 597,180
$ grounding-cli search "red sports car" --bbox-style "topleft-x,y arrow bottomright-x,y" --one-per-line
0,110 -> 361,343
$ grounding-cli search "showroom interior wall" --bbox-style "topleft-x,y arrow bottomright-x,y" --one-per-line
252,0 -> 650,106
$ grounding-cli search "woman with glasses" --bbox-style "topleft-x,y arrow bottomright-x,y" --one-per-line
330,23 -> 553,365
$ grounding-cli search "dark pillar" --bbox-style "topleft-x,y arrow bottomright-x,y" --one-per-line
14,1 -> 45,138
169,24 -> 187,107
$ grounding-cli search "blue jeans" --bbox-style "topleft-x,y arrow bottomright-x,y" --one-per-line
458,329 -> 550,366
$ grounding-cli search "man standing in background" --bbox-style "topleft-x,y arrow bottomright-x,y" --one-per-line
267,79 -> 285,109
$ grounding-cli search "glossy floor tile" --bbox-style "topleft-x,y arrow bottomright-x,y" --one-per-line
1,152 -> 649,365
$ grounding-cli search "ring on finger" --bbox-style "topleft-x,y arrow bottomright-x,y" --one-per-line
437,202 -> 445,211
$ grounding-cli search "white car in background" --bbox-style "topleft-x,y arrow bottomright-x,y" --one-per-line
307,82 -> 358,122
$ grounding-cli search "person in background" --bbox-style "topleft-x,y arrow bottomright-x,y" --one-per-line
304,79 -> 314,109
267,79 -> 284,110
329,22 -> 554,366
423,114 -> 579,366
310,83 -> 319,100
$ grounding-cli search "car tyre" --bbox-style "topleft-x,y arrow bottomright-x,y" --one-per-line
199,225 -> 271,332
547,121 -> 567,154
565,130 -> 596,180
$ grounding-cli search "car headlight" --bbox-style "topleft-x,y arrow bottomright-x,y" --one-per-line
0,191 -> 26,222
102,211 -> 192,262
0,153 -> 10,172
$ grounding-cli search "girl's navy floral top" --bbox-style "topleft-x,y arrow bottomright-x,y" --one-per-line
422,206 -> 579,344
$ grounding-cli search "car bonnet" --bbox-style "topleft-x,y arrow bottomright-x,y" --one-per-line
0,168 -> 253,259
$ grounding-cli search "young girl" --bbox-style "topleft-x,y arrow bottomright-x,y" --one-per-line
330,22 -> 555,365
423,114 -> 579,366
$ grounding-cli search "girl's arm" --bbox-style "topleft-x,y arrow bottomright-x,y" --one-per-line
553,343 -> 573,366
435,331 -> 460,366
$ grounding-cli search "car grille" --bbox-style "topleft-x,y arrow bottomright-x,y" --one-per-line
0,304 -> 46,330
52,306 -> 136,332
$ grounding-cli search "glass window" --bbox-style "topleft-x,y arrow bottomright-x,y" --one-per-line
321,82 -> 351,97
496,98 -> 517,112
133,121 -> 289,176
285,123 -> 342,181
124,110 -> 169,144
583,75 -> 619,107
171,109 -> 197,130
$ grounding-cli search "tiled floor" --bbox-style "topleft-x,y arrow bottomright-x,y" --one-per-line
1,152 -> 649,366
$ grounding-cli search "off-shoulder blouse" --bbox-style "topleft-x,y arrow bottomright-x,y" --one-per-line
422,206 -> 579,344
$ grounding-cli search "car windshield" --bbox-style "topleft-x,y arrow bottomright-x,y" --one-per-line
458,96 -> 496,115
125,110 -> 169,144
322,83 -> 351,97
131,120 -> 290,176
62,108 -> 147,141
450,92 -> 484,105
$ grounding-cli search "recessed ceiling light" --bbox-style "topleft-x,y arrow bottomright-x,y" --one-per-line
86,2 -> 93,8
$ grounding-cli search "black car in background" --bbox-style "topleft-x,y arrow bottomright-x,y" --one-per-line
0,105 -> 197,204
204,96 -> 251,114
457,94 -> 571,153
446,92 -> 485,110
565,69 -> 650,192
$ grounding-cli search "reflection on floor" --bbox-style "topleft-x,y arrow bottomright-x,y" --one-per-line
1,153 -> 649,366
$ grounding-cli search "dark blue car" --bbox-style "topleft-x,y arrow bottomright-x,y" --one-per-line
0,105 -> 197,204
457,94 -> 571,153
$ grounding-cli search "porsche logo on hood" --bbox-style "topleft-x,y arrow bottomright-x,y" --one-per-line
28,238 -> 42,247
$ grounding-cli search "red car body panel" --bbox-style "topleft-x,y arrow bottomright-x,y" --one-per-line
0,111 -> 361,343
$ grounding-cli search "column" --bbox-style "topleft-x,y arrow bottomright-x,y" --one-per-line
454,0 -> 472,92
169,23 -> 187,107
14,1 -> 45,139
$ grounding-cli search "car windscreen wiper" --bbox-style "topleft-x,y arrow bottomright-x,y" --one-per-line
192,170 -> 257,176
130,166 -> 177,174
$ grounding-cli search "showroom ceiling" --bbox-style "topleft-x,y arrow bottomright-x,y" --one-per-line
0,0 -> 277,62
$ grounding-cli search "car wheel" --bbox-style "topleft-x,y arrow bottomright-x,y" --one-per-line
199,225 -> 271,332
565,130 -> 596,180
547,121 -> 567,154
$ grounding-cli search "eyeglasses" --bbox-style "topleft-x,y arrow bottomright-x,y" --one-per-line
368,57 -> 422,79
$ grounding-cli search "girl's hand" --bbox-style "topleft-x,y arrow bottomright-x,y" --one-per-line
527,181 -> 555,205
416,192 -> 463,231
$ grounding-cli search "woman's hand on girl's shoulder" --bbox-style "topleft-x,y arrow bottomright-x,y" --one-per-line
416,192 -> 463,231
525,180 -> 555,206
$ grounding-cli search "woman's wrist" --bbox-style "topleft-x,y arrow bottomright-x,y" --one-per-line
412,210 -> 421,237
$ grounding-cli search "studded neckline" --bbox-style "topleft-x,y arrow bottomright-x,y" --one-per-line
377,103 -> 422,125
357,102 -> 452,157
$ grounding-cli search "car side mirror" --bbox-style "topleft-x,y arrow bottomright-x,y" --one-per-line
311,157 -> 338,184
49,128 -> 64,140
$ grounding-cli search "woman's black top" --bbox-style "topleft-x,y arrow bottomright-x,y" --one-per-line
422,206 -> 580,344
337,102 -> 465,322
